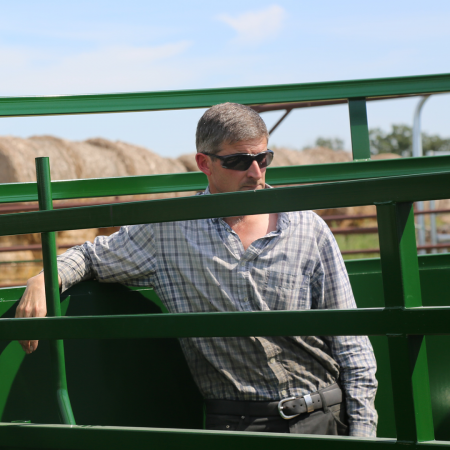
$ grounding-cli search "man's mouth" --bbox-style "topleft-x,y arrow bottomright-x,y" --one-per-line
240,185 -> 263,190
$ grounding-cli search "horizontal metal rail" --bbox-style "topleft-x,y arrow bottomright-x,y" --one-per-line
2,154 -> 450,204
0,422 -> 430,450
3,201 -> 449,218
1,171 -> 450,237
0,73 -> 449,117
1,241 -> 448,259
1,307 -> 449,341
322,208 -> 450,222
341,243 -> 450,255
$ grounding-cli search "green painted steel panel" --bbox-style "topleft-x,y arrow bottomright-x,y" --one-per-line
3,154 -> 450,203
1,254 -> 450,439
0,73 -> 449,117
0,283 -> 203,429
2,171 -> 450,237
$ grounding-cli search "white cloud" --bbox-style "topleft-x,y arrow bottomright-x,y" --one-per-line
304,14 -> 450,41
217,5 -> 286,45
0,41 -> 194,95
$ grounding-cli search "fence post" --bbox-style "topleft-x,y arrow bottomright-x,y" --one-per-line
376,202 -> 434,442
348,98 -> 371,161
35,157 -> 76,425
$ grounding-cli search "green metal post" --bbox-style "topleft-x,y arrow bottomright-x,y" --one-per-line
377,202 -> 434,442
35,157 -> 76,425
348,98 -> 371,161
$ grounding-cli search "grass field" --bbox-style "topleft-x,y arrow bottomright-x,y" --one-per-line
334,233 -> 380,260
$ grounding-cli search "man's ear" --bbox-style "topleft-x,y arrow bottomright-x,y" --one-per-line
195,153 -> 212,176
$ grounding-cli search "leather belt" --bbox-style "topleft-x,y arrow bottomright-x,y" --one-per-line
205,383 -> 342,420
278,384 -> 342,419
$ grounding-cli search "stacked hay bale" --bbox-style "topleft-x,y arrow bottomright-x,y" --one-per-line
0,135 -> 189,285
0,135 -> 187,183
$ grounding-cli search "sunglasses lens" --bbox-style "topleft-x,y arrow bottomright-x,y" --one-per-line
220,151 -> 273,171
222,155 -> 253,171
256,151 -> 273,169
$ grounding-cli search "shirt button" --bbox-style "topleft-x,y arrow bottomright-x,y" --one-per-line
243,297 -> 248,302
281,390 -> 287,397
270,358 -> 276,364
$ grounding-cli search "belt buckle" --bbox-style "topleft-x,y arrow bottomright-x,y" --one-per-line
278,396 -> 300,420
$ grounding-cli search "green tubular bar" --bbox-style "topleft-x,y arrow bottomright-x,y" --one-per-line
1,171 -> 450,237
349,98 -> 372,161
4,156 -> 450,203
35,158 -> 76,425
377,203 -> 434,442
2,423 -> 448,450
2,154 -> 450,204
1,307 -> 450,341
0,72 -> 449,117
0,423 -> 406,450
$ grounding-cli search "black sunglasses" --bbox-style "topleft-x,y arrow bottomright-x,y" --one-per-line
201,149 -> 274,171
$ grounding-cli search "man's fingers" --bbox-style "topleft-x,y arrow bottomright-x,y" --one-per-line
18,339 -> 39,354
30,340 -> 39,353
19,340 -> 31,354
15,273 -> 47,354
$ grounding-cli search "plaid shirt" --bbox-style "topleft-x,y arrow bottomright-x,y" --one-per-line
58,187 -> 378,437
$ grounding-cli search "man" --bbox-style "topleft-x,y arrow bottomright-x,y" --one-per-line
16,102 -> 377,437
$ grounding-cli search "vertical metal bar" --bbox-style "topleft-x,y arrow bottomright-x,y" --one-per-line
377,202 -> 434,442
348,98 -> 371,161
412,95 -> 430,254
36,157 -> 76,425
429,201 -> 437,254
416,201 -> 426,255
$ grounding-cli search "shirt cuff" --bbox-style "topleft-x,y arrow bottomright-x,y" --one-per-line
350,422 -> 377,438
57,246 -> 93,293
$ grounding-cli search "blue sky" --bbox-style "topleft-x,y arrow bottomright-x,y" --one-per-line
0,0 -> 449,157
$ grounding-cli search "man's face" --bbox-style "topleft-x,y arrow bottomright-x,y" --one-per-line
195,137 -> 268,194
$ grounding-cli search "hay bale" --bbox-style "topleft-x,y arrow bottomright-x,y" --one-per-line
271,147 -> 351,166
0,135 -> 192,285
0,135 -> 188,184
177,153 -> 198,172
372,153 -> 401,160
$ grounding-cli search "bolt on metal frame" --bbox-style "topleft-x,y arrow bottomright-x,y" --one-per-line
1,73 -> 450,449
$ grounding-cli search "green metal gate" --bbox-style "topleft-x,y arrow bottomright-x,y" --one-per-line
1,73 -> 450,449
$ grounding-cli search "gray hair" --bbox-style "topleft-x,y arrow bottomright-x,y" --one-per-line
196,103 -> 269,155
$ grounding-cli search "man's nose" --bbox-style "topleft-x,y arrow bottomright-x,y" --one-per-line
246,160 -> 262,178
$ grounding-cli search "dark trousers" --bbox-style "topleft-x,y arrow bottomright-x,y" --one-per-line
205,401 -> 349,435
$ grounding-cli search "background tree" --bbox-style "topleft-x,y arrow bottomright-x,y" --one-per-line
369,124 -> 450,156
312,137 -> 345,150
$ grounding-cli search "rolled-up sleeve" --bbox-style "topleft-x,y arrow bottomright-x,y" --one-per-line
57,224 -> 157,293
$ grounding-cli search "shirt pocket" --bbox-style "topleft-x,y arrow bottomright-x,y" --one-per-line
263,270 -> 312,311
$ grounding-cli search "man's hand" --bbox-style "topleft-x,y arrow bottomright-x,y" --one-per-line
15,272 -> 61,354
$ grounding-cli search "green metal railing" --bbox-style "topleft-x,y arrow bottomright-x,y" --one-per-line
1,73 -> 450,449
